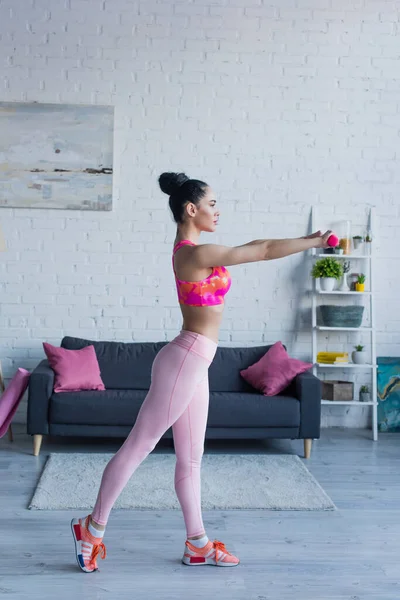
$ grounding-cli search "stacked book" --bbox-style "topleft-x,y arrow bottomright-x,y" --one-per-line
317,352 -> 349,364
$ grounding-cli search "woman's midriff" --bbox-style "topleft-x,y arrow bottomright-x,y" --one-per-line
180,303 -> 224,345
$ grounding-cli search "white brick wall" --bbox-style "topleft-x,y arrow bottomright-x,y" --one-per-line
1,0 -> 399,429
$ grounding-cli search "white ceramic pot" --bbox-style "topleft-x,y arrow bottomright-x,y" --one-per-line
352,350 -> 367,364
320,277 -> 336,292
353,239 -> 362,250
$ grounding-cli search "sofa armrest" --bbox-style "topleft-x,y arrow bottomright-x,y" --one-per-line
294,370 -> 321,439
27,359 -> 54,435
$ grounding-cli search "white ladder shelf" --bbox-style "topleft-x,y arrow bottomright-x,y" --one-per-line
310,206 -> 378,441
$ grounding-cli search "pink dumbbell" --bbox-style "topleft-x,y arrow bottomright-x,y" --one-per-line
327,233 -> 339,247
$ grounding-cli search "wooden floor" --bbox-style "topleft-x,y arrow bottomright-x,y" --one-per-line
1,425 -> 399,600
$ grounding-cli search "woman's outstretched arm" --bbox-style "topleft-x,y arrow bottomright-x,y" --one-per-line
265,230 -> 331,260
191,230 -> 332,269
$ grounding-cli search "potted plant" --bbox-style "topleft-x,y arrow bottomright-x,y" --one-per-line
359,384 -> 371,403
334,245 -> 344,255
352,344 -> 367,364
311,257 -> 344,292
355,273 -> 366,292
338,260 -> 351,292
353,235 -> 363,250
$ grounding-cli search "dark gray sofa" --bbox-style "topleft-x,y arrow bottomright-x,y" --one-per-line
27,336 -> 321,458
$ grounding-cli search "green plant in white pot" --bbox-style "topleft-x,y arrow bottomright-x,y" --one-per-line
353,235 -> 363,250
359,384 -> 371,402
352,344 -> 367,364
311,257 -> 344,292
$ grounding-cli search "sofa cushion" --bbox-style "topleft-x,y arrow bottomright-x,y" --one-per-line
209,345 -> 275,392
60,337 -> 168,390
49,389 -> 300,429
240,341 -> 313,396
49,389 -> 148,425
208,392 -> 300,428
43,342 -> 105,393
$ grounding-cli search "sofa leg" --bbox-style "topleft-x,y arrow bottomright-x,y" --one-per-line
304,439 -> 312,459
33,435 -> 43,456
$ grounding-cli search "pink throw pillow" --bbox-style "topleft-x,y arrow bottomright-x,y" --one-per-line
43,342 -> 105,393
240,341 -> 312,396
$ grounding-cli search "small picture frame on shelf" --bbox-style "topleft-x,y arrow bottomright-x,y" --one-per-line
349,273 -> 361,291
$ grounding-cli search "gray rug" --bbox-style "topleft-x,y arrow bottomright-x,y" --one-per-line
29,453 -> 336,511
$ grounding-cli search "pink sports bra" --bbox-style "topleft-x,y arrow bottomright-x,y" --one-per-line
172,240 -> 232,307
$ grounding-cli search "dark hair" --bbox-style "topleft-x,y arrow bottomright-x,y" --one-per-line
158,172 -> 209,224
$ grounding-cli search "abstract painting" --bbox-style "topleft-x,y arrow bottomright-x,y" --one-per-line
377,357 -> 400,432
0,102 -> 114,210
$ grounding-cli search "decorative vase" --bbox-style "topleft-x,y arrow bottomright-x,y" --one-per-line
332,219 -> 351,255
339,275 -> 350,292
339,238 -> 351,254
320,277 -> 336,292
353,238 -> 362,250
352,350 -> 367,364
355,283 -> 365,292
360,392 -> 371,403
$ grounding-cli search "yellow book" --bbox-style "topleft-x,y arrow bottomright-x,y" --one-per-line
317,358 -> 348,362
318,357 -> 349,364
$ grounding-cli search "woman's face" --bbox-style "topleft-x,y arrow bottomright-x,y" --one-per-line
186,186 -> 220,232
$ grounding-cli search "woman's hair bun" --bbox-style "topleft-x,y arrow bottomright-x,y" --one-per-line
158,172 -> 189,196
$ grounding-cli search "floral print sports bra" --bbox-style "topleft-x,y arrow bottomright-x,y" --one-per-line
172,240 -> 232,307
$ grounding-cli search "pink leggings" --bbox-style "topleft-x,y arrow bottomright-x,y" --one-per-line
91,329 -> 218,538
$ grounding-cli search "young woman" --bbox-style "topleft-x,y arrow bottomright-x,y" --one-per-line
71,172 -> 332,572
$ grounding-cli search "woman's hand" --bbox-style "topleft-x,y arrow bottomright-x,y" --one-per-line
303,230 -> 333,248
